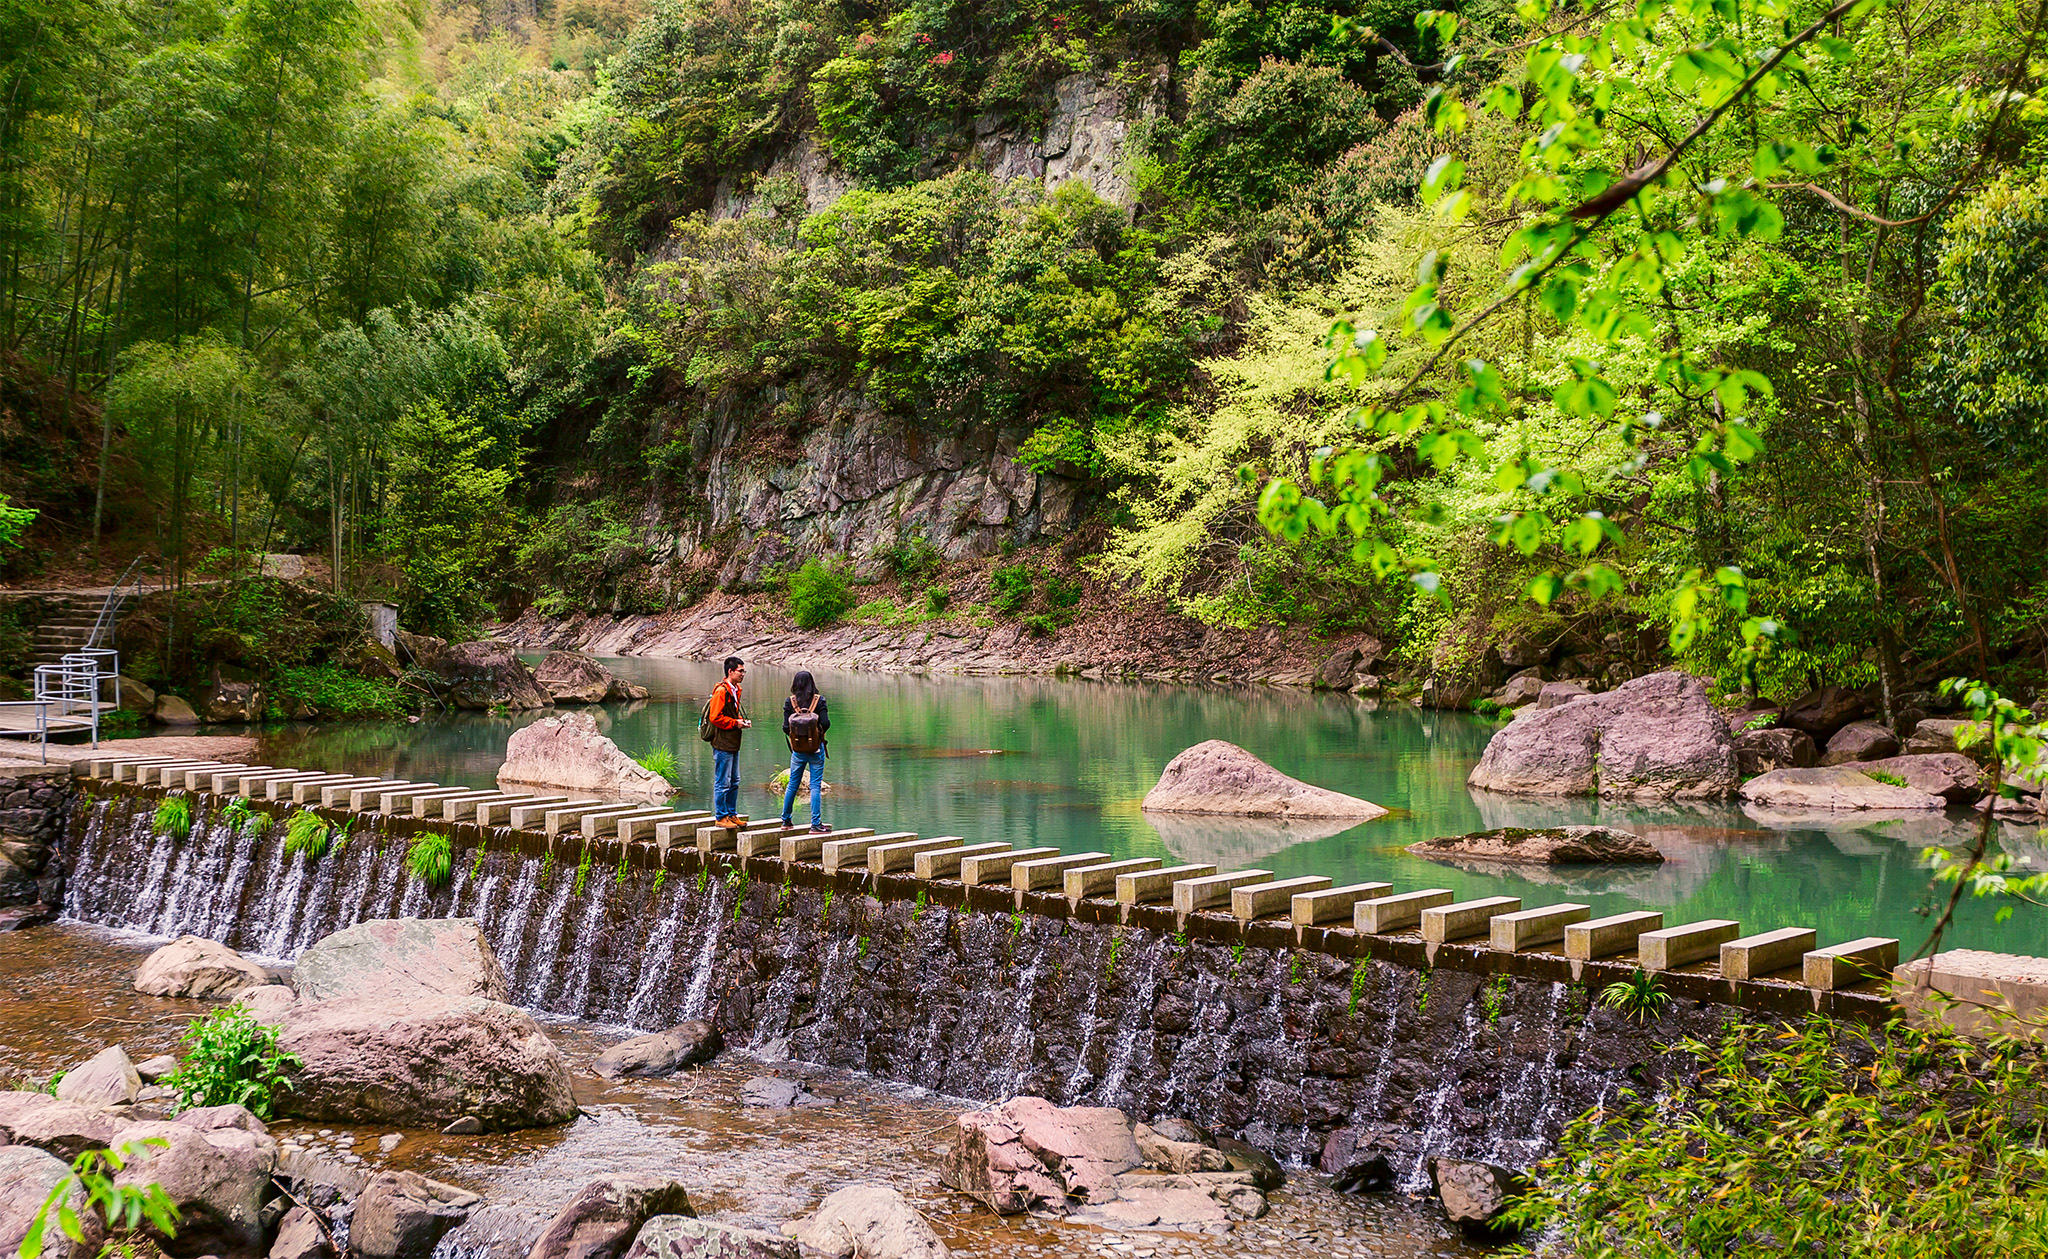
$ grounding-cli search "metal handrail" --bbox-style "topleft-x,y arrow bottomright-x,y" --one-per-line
85,556 -> 149,651
0,700 -> 53,762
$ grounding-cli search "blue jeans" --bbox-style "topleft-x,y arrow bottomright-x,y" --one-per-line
782,749 -> 825,827
713,748 -> 740,819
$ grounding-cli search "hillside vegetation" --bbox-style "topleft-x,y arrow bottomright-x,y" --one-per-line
0,0 -> 2044,705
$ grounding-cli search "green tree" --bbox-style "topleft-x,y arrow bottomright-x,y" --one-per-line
386,397 -> 517,637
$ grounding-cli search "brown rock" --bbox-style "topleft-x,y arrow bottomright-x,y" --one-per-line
533,653 -> 614,705
1534,679 -> 1594,709
279,995 -> 575,1132
1904,718 -> 1991,762
1735,726 -> 1815,775
55,1045 -> 141,1109
1781,686 -> 1867,740
135,936 -> 271,1000
154,694 -> 201,726
526,1176 -> 695,1259
269,1204 -> 334,1259
0,1146 -> 101,1259
1834,753 -> 1984,804
1141,741 -> 1387,820
1737,766 -> 1945,811
348,1171 -> 480,1259
435,640 -> 552,711
1494,672 -> 1546,707
1428,1158 -> 1528,1237
1467,671 -> 1738,800
940,1097 -> 1140,1213
591,1022 -> 721,1080
293,919 -> 509,1004
782,1185 -> 948,1259
110,1118 -> 277,1256
625,1216 -> 794,1259
1132,1124 -> 1227,1174
1821,721 -> 1901,766
1407,825 -> 1662,865
0,1091 -> 123,1159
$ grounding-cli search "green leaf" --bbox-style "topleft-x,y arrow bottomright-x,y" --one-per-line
1527,571 -> 1564,605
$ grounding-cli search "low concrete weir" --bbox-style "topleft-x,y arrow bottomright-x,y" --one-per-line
57,762 -> 1904,1172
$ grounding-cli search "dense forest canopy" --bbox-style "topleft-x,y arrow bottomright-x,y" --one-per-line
0,0 -> 2043,703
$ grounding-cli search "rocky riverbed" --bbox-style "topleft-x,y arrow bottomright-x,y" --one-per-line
0,925 -> 1485,1259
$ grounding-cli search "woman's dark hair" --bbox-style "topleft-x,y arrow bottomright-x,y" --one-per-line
791,670 -> 817,703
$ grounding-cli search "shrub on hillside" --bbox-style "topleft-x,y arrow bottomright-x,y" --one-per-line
788,558 -> 854,629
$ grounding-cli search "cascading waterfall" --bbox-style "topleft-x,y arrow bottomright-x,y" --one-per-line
64,789 -> 1648,1167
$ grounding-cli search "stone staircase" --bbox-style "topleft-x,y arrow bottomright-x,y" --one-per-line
29,593 -> 103,665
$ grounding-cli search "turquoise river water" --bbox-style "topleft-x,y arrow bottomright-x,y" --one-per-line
231,657 -> 2045,957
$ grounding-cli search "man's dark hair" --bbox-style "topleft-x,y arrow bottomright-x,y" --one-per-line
723,656 -> 744,676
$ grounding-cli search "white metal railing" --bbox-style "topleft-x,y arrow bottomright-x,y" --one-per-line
85,557 -> 148,651
0,651 -> 117,760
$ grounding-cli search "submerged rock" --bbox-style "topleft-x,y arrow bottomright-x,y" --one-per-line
1427,1157 -> 1529,1238
1141,740 -> 1387,820
626,1215 -> 794,1259
1737,766 -> 1946,811
294,918 -> 509,1004
135,935 -> 271,999
111,1117 -> 277,1256
783,1185 -> 948,1259
592,1022 -> 721,1079
280,995 -> 576,1132
497,712 -> 673,799
348,1171 -> 481,1259
940,1096 -> 1140,1213
55,1045 -> 142,1110
0,1146 -> 101,1259
527,1175 -> 695,1259
1466,671 -> 1738,800
1407,825 -> 1661,865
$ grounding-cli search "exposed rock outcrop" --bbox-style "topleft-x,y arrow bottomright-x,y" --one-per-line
941,1097 -> 1140,1212
293,918 -> 509,1004
1141,741 -> 1387,820
348,1171 -> 481,1259
497,712 -> 672,799
1467,671 -> 1738,800
1737,766 -> 1946,811
0,1146 -> 101,1259
111,1117 -> 277,1256
135,935 -> 271,999
55,1045 -> 141,1110
1833,753 -> 1984,804
591,1022 -> 721,1079
527,1176 -> 695,1259
399,636 -> 552,711
626,1215 -> 795,1259
783,1185 -> 948,1259
279,994 -> 576,1132
1407,826 -> 1662,865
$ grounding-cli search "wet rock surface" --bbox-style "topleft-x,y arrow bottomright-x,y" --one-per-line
593,1022 -> 721,1080
1467,671 -> 1739,800
784,1184 -> 949,1259
348,1170 -> 481,1259
1406,826 -> 1662,865
526,1174 -> 694,1259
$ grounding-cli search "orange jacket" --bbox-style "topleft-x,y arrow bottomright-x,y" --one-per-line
708,681 -> 744,729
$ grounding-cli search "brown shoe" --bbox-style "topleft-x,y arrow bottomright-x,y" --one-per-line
716,815 -> 744,830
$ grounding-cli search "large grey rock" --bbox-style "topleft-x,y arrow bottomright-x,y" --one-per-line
497,712 -> 673,799
1904,718 -> 1991,761
0,1091 -> 123,1159
270,1204 -> 335,1259
135,935 -> 271,999
1781,686 -> 1867,740
783,1185 -> 948,1259
429,640 -> 552,711
533,653 -> 615,705
1737,766 -> 1946,811
1141,740 -> 1387,820
348,1171 -> 481,1259
154,694 -> 201,725
626,1215 -> 794,1259
591,1022 -> 721,1080
294,919 -> 509,1004
1407,825 -> 1661,865
1467,671 -> 1738,800
110,1117 -> 277,1256
1428,1158 -> 1526,1237
1535,679 -> 1594,709
527,1176 -> 694,1259
1835,753 -> 1984,804
279,994 -> 576,1132
55,1045 -> 141,1109
1821,721 -> 1901,766
0,1145 -> 101,1259
236,983 -> 297,1025
940,1097 -> 1140,1213
1494,672 -> 1546,707
1736,726 -> 1816,775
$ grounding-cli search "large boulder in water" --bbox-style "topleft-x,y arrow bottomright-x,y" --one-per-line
279,995 -> 576,1132
783,1186 -> 948,1259
401,635 -> 552,711
1466,671 -> 1738,800
497,711 -> 673,798
135,935 -> 270,999
591,1022 -> 721,1079
1141,741 -> 1387,819
940,1096 -> 1140,1213
0,1146 -> 102,1259
527,1175 -> 695,1259
109,1117 -> 277,1256
1737,766 -> 1946,811
533,652 -> 615,705
349,1171 -> 481,1259
1407,825 -> 1662,865
294,919 -> 509,1004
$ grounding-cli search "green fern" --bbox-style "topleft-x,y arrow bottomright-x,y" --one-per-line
283,811 -> 330,860
1600,969 -> 1671,1024
152,795 -> 192,841
635,747 -> 678,780
220,797 -> 265,840
406,832 -> 453,889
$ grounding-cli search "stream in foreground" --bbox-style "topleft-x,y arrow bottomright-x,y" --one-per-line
225,658 -> 2046,956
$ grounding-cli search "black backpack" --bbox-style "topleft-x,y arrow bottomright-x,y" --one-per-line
787,694 -> 824,753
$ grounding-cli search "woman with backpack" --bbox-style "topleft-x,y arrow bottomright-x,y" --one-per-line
780,670 -> 831,833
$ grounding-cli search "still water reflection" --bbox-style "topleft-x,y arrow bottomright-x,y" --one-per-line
244,657 -> 2046,956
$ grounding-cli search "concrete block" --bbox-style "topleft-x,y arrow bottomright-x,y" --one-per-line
510,799 -> 597,829
788,828 -> 894,864
287,775 -> 364,803
184,765 -> 251,791
95,756 -> 176,780
1721,927 -> 1818,981
1895,950 -> 2048,1040
445,794 -> 519,822
377,784 -> 450,814
1291,882 -> 1393,928
618,811 -> 698,842
475,796 -> 567,826
139,762 -> 215,786
543,803 -> 616,837
1804,937 -> 1899,990
1172,870 -> 1273,919
1489,903 -> 1591,952
1064,858 -> 1160,905
423,791 -> 499,820
1354,889 -> 1454,934
240,770 -> 317,796
816,830 -> 899,871
651,813 -> 714,849
866,836 -> 963,876
1639,919 -> 1741,971
354,782 -> 434,811
916,842 -> 1011,880
581,807 -> 667,839
1232,877 -> 1333,925
1116,864 -> 1217,906
696,819 -> 764,849
212,767 -> 274,794
958,847 -> 1060,887
1011,852 -> 1111,893
394,785 -> 474,812
323,779 -> 405,808
1565,911 -> 1663,961
1421,896 -> 1521,944
744,825 -> 814,858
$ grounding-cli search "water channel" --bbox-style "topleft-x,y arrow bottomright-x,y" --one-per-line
213,657 -> 2048,956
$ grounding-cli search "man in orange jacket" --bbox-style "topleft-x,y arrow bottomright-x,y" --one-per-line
708,656 -> 751,827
